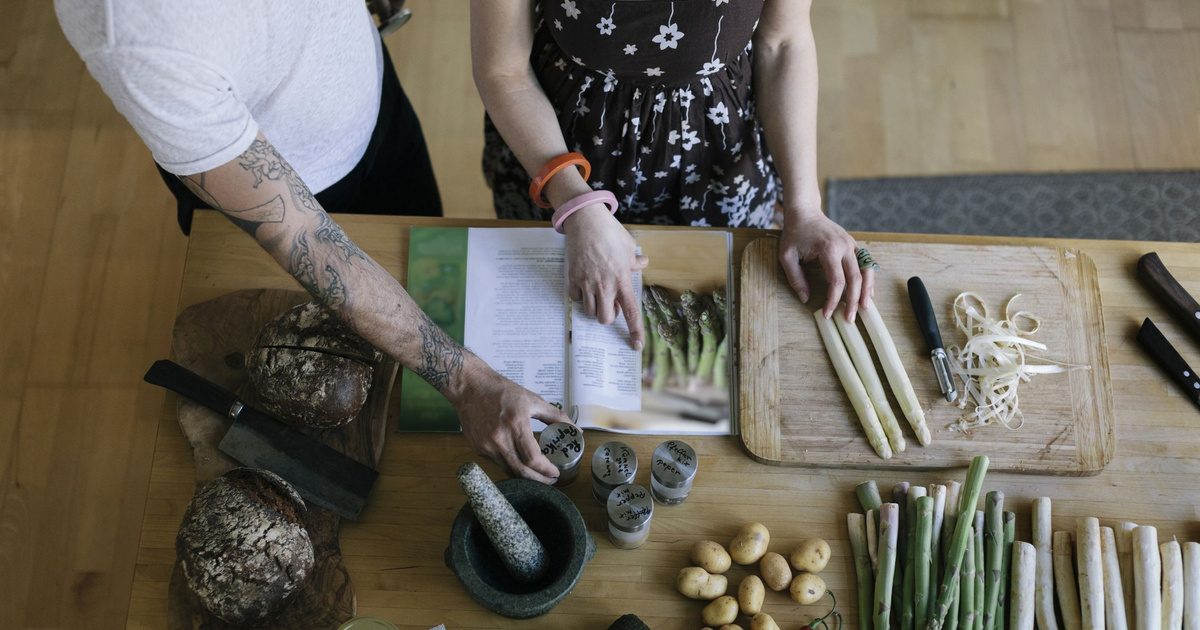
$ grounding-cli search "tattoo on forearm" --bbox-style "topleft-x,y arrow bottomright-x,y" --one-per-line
288,232 -> 318,291
416,317 -> 464,392
314,212 -> 368,263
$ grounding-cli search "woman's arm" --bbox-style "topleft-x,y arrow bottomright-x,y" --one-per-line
754,0 -> 874,322
470,0 -> 645,348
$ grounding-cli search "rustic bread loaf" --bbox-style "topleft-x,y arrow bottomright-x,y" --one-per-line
176,468 -> 314,625
247,302 -> 380,428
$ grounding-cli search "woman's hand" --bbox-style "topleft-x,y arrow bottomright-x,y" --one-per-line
449,358 -> 572,484
779,207 -> 875,323
562,206 -> 649,349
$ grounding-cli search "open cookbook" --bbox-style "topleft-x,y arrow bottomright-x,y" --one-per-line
397,226 -> 733,435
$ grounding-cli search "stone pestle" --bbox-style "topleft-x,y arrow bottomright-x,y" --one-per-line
455,462 -> 548,584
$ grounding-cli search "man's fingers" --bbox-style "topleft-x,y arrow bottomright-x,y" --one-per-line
617,283 -> 644,350
595,287 -> 616,325
582,290 -> 597,317
499,440 -> 555,485
633,254 -> 650,270
516,429 -> 560,482
531,400 -> 573,425
819,251 -> 846,319
569,284 -> 583,302
860,267 -> 876,309
779,248 -> 811,304
842,255 -> 863,323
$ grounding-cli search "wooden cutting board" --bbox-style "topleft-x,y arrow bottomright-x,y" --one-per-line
738,237 -> 1114,475
165,289 -> 398,629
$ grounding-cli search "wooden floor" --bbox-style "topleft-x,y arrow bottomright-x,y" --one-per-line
0,0 -> 1196,627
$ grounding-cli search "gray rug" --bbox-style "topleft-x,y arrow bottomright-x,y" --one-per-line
826,171 -> 1200,242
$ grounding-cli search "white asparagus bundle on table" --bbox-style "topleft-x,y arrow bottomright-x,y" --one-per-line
1055,531 -> 1085,630
1032,498 -> 1059,630
1077,517 -> 1106,630
1183,542 -> 1199,630
860,301 -> 932,446
1134,526 -> 1162,630
1101,526 -> 1130,630
813,310 -> 893,459
1120,522 -> 1139,627
1011,541 -> 1038,630
1164,541 -> 1184,630
834,306 -> 907,454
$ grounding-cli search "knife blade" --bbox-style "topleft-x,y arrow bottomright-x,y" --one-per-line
1135,318 -> 1200,412
1137,252 -> 1200,347
907,276 -> 957,402
143,359 -> 377,519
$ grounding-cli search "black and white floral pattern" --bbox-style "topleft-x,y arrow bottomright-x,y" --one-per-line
483,0 -> 779,228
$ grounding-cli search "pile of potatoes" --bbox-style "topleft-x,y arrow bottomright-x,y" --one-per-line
676,522 -> 832,629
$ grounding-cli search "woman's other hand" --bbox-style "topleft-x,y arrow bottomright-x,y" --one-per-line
779,206 -> 875,323
562,206 -> 648,350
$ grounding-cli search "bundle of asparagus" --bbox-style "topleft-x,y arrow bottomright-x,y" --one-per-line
642,285 -> 728,391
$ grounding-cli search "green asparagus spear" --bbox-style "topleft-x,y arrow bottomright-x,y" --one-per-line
915,495 -> 935,630
983,491 -> 1005,630
696,308 -> 719,383
850,513 -> 875,630
904,486 -> 929,630
961,528 -> 977,630
975,510 -> 985,630
712,335 -> 729,390
680,290 -> 702,375
877,503 -> 901,630
857,480 -> 884,514
929,455 -> 990,630
894,481 -> 911,627
997,512 -> 1015,630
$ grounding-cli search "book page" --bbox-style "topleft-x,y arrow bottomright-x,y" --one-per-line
463,228 -> 568,408
568,270 -> 643,413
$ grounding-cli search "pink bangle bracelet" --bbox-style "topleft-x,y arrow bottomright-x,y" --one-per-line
551,190 -> 619,234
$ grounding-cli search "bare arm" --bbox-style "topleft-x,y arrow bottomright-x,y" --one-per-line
470,0 -> 645,348
179,134 -> 568,482
754,0 -> 873,321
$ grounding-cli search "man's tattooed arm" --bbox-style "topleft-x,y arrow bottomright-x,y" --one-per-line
416,315 -> 466,392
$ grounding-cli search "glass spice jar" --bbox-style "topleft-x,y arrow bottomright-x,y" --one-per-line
591,441 -> 637,504
537,422 -> 584,486
606,483 -> 653,550
650,440 -> 698,505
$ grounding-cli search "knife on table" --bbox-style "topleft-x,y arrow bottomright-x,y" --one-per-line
907,276 -> 957,402
143,359 -> 378,519
1136,318 -> 1200,412
1137,252 -> 1200,347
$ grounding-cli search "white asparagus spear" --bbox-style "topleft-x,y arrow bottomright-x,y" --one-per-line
1183,542 -> 1199,630
1011,541 -> 1038,630
860,301 -> 932,445
1134,526 -> 1162,630
1163,541 -> 1184,630
1077,517 -> 1106,630
1033,498 -> 1060,630
834,306 -> 907,454
867,508 -> 879,571
1121,522 -> 1140,624
813,310 -> 893,459
1101,526 -> 1131,630
1055,531 -> 1084,630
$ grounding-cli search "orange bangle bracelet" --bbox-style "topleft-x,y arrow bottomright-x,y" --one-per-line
529,152 -> 591,208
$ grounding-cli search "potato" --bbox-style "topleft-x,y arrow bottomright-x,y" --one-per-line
702,595 -> 739,626
738,574 -> 765,616
789,572 -> 827,605
691,540 -> 733,574
677,566 -> 728,600
789,538 -> 831,573
729,522 -> 771,565
759,551 -> 792,591
750,613 -> 781,630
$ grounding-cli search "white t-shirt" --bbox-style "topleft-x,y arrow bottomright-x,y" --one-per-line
55,0 -> 383,194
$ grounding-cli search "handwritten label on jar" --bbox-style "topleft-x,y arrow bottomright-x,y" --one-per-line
539,423 -> 582,462
593,442 -> 636,484
607,484 -> 653,528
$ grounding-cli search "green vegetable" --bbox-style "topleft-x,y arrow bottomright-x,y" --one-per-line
876,503 -> 901,630
915,496 -> 935,630
849,513 -> 874,630
928,455 -> 990,630
960,527 -> 977,630
857,480 -> 883,514
983,491 -> 1004,630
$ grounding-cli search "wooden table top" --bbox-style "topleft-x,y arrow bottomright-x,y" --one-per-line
127,210 -> 1200,629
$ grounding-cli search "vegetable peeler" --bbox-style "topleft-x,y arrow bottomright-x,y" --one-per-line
907,276 -> 957,402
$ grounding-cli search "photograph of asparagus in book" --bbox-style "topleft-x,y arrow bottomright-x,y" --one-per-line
397,226 -> 732,435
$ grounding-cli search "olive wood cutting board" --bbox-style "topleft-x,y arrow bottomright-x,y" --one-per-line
165,289 -> 398,629
738,237 -> 1114,475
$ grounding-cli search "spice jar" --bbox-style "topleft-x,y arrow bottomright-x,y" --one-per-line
538,422 -> 584,486
591,441 -> 637,504
650,440 -> 698,505
606,483 -> 653,550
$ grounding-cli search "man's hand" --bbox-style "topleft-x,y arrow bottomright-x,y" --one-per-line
449,358 -> 573,484
779,206 -> 875,323
562,206 -> 648,350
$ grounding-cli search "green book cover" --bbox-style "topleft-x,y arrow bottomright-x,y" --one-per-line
396,226 -> 468,431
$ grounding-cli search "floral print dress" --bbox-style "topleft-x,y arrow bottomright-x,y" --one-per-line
483,0 -> 779,228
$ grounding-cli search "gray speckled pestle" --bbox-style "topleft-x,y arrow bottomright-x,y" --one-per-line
456,462 -> 548,584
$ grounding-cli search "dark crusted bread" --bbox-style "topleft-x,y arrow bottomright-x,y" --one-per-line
176,468 -> 314,625
247,302 -> 380,429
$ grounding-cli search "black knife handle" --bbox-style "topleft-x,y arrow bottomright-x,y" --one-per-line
1137,252 -> 1200,346
143,359 -> 238,417
1136,318 -> 1200,410
907,276 -> 945,352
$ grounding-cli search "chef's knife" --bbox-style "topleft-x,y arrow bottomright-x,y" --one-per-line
907,276 -> 957,402
1135,318 -> 1200,412
1137,252 -> 1200,347
143,359 -> 377,519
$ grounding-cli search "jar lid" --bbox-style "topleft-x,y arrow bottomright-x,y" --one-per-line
651,440 -> 698,489
606,483 -> 653,533
591,441 -> 637,486
538,422 -> 584,470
